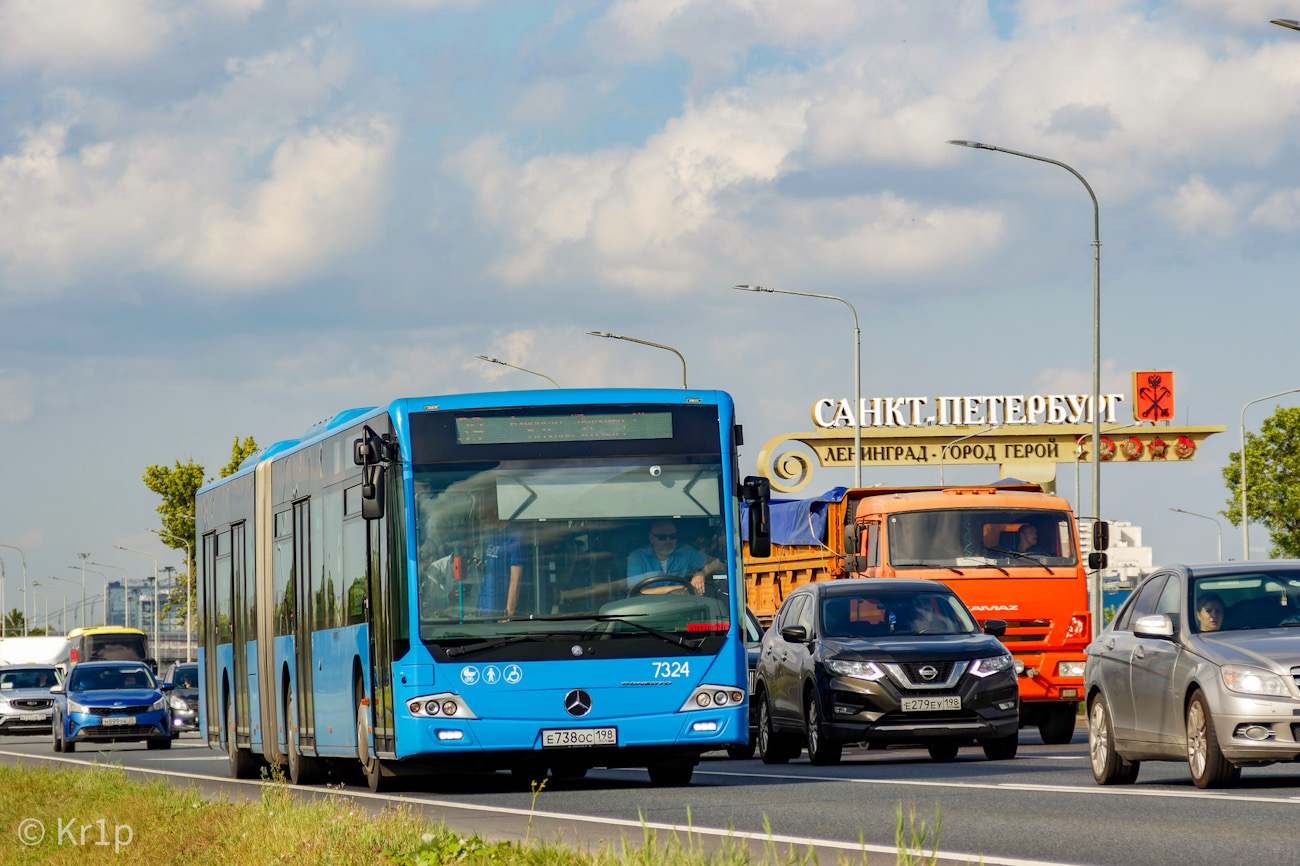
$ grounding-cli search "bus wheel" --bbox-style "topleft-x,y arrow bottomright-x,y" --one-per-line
227,701 -> 257,780
647,762 -> 694,786
1038,703 -> 1078,745
356,700 -> 385,793
287,690 -> 321,785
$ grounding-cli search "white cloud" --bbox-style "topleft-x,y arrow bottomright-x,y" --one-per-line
1168,174 -> 1243,238
0,369 -> 35,424
0,34 -> 396,296
1249,188 -> 1300,231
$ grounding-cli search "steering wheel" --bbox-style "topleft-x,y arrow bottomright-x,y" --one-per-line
628,573 -> 697,595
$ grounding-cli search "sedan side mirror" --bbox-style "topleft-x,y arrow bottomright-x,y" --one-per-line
50,684 -> 65,694
1132,614 -> 1174,639
983,619 -> 1007,637
160,683 -> 175,692
779,624 -> 808,643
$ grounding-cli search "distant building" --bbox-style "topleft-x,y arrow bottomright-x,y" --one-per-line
1077,521 -> 1153,589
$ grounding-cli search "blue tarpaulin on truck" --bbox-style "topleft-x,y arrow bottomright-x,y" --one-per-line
742,487 -> 847,545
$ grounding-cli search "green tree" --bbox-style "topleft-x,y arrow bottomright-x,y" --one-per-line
1222,406 -> 1300,558
221,436 -> 259,478
3,608 -> 43,636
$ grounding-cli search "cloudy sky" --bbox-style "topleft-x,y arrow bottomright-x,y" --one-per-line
2,0 -> 1298,627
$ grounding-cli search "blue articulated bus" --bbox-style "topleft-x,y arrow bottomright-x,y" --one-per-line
197,389 -> 771,790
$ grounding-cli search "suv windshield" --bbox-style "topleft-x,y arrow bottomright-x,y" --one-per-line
0,668 -> 59,690
821,591 -> 979,638
413,457 -> 729,650
888,508 -> 1077,569
70,665 -> 155,692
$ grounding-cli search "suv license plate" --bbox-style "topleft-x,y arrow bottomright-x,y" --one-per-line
19,713 -> 46,722
901,696 -> 960,712
101,716 -> 137,726
542,727 -> 617,748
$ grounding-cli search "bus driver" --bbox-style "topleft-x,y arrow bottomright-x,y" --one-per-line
627,519 -> 723,595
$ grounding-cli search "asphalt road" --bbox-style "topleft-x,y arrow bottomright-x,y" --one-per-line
4,726 -> 1300,866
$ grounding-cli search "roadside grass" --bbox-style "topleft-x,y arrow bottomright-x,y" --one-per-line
0,763 -> 952,865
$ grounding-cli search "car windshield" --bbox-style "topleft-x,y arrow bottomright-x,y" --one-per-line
412,457 -> 729,648
0,668 -> 59,690
70,665 -> 155,692
821,591 -> 979,638
170,666 -> 199,688
1191,569 -> 1300,633
888,508 -> 1077,568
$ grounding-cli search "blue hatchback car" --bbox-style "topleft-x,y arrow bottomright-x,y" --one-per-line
51,661 -> 174,752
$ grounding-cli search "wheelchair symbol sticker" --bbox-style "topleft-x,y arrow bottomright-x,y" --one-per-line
483,665 -> 501,685
460,666 -> 479,685
504,664 -> 523,685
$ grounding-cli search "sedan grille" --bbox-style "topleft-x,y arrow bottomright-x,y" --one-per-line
82,724 -> 157,738
88,705 -> 152,716
11,699 -> 52,710
1292,667 -> 1300,692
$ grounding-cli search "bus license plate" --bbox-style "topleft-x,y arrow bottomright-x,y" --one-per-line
101,716 -> 137,726
19,713 -> 46,722
901,696 -> 960,712
542,727 -> 617,748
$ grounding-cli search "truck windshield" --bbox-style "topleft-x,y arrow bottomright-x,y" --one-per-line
412,457 -> 730,652
887,508 -> 1077,569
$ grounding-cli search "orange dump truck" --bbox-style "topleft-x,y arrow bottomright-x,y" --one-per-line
743,483 -> 1089,743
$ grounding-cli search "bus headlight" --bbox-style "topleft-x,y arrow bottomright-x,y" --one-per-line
405,693 -> 477,719
680,685 -> 745,712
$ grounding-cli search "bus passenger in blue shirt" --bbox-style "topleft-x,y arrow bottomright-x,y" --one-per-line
627,520 -> 723,595
474,528 -> 525,617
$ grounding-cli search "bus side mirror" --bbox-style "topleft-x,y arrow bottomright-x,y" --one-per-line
843,523 -> 862,555
742,476 -> 771,558
362,464 -> 386,521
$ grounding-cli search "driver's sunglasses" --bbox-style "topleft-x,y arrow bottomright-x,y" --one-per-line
652,533 -> 676,540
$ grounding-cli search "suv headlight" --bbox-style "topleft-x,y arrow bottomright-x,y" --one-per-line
825,659 -> 887,681
969,653 -> 1015,678
1221,665 -> 1290,697
169,695 -> 188,711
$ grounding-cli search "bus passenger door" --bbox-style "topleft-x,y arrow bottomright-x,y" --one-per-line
292,499 -> 316,750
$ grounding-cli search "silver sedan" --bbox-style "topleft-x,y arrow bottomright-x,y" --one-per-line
1084,561 -> 1300,788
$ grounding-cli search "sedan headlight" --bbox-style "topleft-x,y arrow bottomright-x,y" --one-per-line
825,659 -> 887,681
1221,665 -> 1290,697
169,695 -> 188,711
969,653 -> 1015,678
67,699 -> 90,714
150,697 -> 167,711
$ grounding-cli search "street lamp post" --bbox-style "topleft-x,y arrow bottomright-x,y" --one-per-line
733,285 -> 862,487
72,566 -> 109,627
0,540 -> 28,636
145,529 -> 195,661
0,557 -> 5,637
949,139 -> 1102,635
1167,507 -> 1223,562
76,553 -> 91,629
586,331 -> 688,389
18,588 -> 46,635
88,561 -> 129,627
1238,388 -> 1300,560
475,355 -> 560,387
33,581 -> 67,635
114,546 -> 160,657
939,424 -> 1006,485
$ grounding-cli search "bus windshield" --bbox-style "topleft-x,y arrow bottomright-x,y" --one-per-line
887,508 -> 1077,570
412,457 -> 730,649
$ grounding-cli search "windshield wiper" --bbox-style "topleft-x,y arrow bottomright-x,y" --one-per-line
444,629 -> 590,659
986,547 -> 1053,574
891,562 -> 964,576
494,613 -> 706,650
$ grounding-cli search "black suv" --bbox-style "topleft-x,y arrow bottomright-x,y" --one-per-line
754,579 -> 1019,765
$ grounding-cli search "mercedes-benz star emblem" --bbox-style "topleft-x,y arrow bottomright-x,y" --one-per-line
919,665 -> 939,681
564,689 -> 592,717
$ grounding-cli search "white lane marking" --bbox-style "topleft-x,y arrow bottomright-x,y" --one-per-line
0,750 -> 1075,866
696,768 -> 1300,804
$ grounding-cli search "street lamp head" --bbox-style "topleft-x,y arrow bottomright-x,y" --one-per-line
475,354 -> 503,365
586,330 -> 615,338
947,140 -> 996,150
732,284 -> 774,292
1272,18 -> 1300,30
